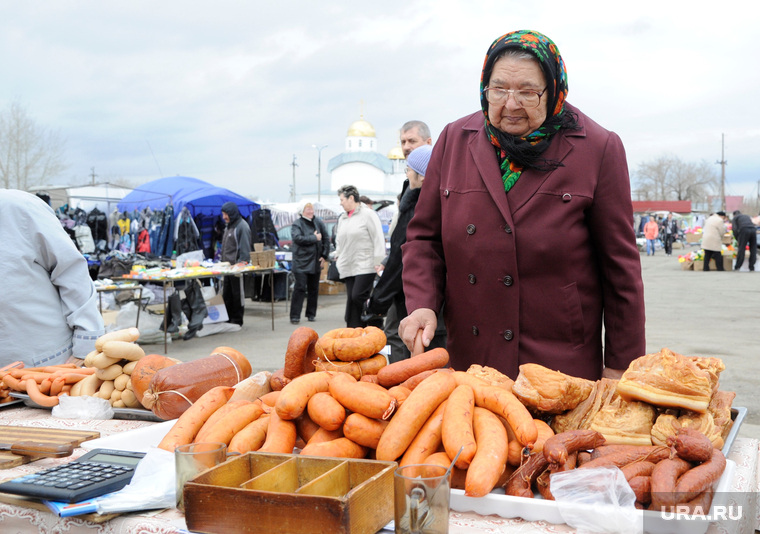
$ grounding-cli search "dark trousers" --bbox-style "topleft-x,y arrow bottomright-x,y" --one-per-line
703,249 -> 724,271
344,273 -> 377,328
223,275 -> 245,325
290,271 -> 320,320
734,228 -> 757,271
663,234 -> 674,255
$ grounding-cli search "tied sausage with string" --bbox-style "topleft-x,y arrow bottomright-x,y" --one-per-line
142,350 -> 252,420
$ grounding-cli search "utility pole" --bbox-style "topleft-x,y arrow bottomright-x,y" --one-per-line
290,155 -> 298,202
312,144 -> 328,201
717,133 -> 727,212
90,167 -> 97,185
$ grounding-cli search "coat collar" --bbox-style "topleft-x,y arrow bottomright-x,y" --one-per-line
462,103 -> 586,218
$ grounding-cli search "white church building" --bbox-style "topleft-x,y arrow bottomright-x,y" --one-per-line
327,116 -> 406,203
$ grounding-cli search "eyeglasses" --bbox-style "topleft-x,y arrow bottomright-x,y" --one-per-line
482,87 -> 546,109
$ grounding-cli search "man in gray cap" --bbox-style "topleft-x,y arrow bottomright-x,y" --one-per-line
221,202 -> 252,325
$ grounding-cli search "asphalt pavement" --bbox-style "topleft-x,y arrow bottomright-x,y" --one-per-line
139,244 -> 760,440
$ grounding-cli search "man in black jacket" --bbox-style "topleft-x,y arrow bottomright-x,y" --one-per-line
732,210 -> 757,271
289,202 -> 330,324
221,202 -> 252,325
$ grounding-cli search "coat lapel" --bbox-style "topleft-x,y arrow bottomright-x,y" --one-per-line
467,117 -> 515,225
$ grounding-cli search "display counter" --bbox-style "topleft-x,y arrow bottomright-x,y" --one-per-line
0,406 -> 757,533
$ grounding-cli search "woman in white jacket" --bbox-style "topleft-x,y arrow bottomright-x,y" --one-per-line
333,185 -> 386,327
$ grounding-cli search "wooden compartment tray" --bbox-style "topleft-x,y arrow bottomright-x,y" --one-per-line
183,452 -> 396,534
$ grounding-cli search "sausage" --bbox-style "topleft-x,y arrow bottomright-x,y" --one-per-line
464,407 -> 509,497
669,427 -> 713,463
628,475 -> 652,504
620,460 -> 657,481
441,384 -> 477,469
194,400 -> 253,443
536,468 -> 554,500
580,445 -> 670,470
387,385 -> 411,406
26,378 -> 59,407
258,409 -> 297,453
197,402 -> 265,446
673,448 -> 726,504
424,451 -> 468,490
376,348 -> 450,387
504,452 -> 549,498
294,412 -> 321,443
300,437 -> 367,459
543,430 -> 606,467
453,371 -> 537,449
274,371 -> 332,420
376,371 -> 457,461
229,414 -> 270,454
675,488 -> 714,515
650,457 -> 693,511
507,418 -> 553,467
328,373 -> 397,420
399,401 -> 447,467
590,444 -> 666,460
306,426 -> 343,445
359,374 -> 379,384
144,352 -> 251,420
316,327 -> 387,362
314,354 -> 387,380
342,413 -> 390,449
101,340 -> 145,362
399,370 -> 437,390
306,392 -> 346,431
95,327 -> 140,352
269,368 -> 290,391
283,327 -> 319,379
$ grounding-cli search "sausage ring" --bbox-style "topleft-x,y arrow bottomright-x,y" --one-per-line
316,326 -> 387,362
283,327 -> 320,379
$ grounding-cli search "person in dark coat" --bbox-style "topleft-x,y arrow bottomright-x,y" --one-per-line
732,210 -> 757,271
400,30 -> 646,381
363,145 -> 445,362
289,201 -> 330,324
221,202 -> 252,325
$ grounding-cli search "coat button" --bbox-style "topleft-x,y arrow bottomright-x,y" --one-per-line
444,190 -> 450,197
503,329 -> 513,341
502,275 -> 513,286
562,193 -> 572,202
468,274 -> 476,284
472,326 -> 479,336
466,224 -> 476,235
504,224 -> 512,234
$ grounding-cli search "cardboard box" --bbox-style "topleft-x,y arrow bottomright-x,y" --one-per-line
101,310 -> 119,326
693,256 -> 733,271
319,280 -> 345,295
686,233 -> 701,243
184,452 -> 396,534
250,250 -> 276,268
680,260 -> 694,271
203,293 -> 229,324
721,233 -> 733,245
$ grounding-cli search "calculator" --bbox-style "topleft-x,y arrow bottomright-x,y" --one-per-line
0,448 -> 145,503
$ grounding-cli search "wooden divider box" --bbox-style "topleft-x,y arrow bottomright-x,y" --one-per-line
183,452 -> 396,534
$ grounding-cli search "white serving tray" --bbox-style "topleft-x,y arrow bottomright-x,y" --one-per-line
9,392 -> 165,422
450,459 -> 735,534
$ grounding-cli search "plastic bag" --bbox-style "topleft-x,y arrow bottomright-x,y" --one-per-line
551,467 -> 642,534
175,249 -> 205,268
51,394 -> 114,420
96,447 -> 176,514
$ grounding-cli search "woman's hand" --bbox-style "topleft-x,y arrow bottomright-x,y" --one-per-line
399,308 -> 437,356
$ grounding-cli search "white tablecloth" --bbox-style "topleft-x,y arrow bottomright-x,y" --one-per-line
0,406 -> 757,533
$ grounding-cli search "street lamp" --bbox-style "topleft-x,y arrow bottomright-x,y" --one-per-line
312,144 -> 328,201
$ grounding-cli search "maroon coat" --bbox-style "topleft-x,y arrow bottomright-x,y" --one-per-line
402,105 -> 645,381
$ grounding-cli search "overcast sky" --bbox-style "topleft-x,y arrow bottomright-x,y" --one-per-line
2,0 -> 757,204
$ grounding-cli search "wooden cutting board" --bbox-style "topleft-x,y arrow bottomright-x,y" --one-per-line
0,426 -> 100,469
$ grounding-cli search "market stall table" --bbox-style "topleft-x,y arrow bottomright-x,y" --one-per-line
116,266 -> 278,353
0,405 -> 757,533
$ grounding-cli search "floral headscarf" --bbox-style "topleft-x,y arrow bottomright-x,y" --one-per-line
480,30 -> 577,192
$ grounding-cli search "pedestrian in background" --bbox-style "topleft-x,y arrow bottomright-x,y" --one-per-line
332,185 -> 386,327
702,211 -> 728,271
644,216 -> 659,256
289,201 -> 330,324
221,202 -> 252,325
660,212 -> 678,256
731,210 -> 757,271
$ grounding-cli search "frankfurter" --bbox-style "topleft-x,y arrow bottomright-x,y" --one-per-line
274,371 -> 331,420
399,400 -> 447,467
95,327 -> 140,352
465,406 -> 509,497
258,409 -> 297,453
376,348 -> 449,387
342,413 -> 389,449
307,392 -> 346,431
442,384 -> 477,469
300,437 -> 367,459
328,373 -> 396,420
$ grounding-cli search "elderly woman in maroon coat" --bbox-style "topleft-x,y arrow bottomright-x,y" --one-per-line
400,30 -> 645,381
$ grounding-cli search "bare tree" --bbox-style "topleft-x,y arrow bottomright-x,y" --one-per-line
0,100 -> 67,190
634,155 -> 718,204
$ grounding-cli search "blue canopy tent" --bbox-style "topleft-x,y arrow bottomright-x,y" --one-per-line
118,176 -> 260,258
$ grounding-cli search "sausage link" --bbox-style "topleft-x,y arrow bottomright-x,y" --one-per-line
580,446 -> 670,470
673,449 -> 726,504
669,427 -> 713,463
650,457 -> 693,511
620,460 -> 657,481
628,475 -> 652,505
543,430 -> 605,467
504,452 -> 549,499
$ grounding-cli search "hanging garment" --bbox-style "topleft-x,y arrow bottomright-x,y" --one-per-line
174,207 -> 201,255
74,225 -> 96,254
136,228 -> 151,253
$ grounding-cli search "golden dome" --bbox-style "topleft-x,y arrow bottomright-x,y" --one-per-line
387,145 -> 404,160
347,118 -> 376,138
